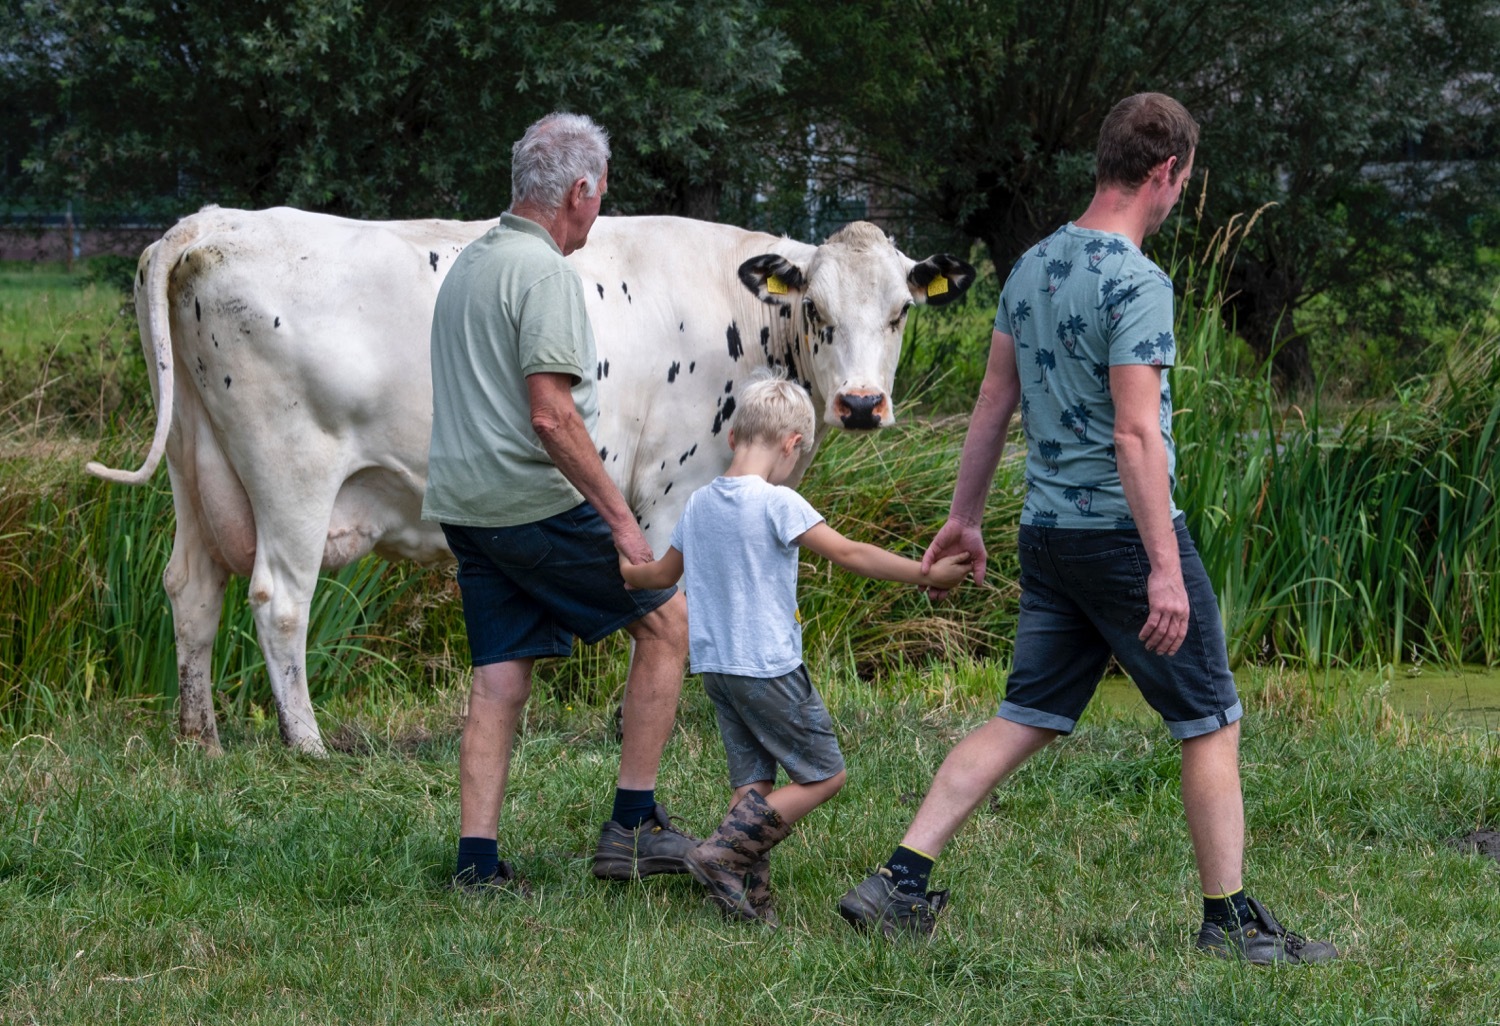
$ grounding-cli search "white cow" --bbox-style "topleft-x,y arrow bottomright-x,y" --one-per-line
88,206 -> 975,754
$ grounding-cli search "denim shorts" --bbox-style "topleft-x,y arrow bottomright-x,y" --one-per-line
441,503 -> 677,666
702,665 -> 846,787
1002,515 -> 1241,740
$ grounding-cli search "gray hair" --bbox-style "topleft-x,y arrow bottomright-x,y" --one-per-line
734,371 -> 816,452
511,112 -> 611,209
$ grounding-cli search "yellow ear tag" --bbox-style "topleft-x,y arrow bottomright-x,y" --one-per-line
767,274 -> 789,295
926,275 -> 950,298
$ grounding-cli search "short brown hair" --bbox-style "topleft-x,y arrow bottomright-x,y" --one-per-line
1095,93 -> 1199,189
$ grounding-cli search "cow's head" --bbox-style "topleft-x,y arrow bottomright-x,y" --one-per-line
738,222 -> 975,431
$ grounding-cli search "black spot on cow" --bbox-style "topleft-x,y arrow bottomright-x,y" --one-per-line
600,446 -> 609,461
759,326 -> 771,352
689,361 -> 696,373
679,322 -> 685,332
195,298 -> 201,321
724,380 -> 734,393
274,316 -> 280,328
196,357 -> 205,374
212,333 -> 218,348
660,461 -> 666,471
429,251 -> 439,272
722,396 -> 736,423
779,305 -> 792,319
224,376 -> 232,389
138,268 -> 145,286
597,283 -> 605,299
664,482 -> 673,495
678,444 -> 697,465
597,362 -> 602,379
726,322 -> 743,361
822,326 -> 834,344
603,359 -> 610,378
621,281 -> 631,303
668,361 -> 681,383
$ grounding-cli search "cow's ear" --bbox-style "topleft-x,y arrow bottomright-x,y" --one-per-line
908,254 -> 977,307
738,254 -> 806,306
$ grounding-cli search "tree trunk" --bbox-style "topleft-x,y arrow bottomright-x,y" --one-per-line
1226,258 -> 1312,391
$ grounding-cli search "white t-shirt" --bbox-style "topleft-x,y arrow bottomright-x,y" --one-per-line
669,475 -> 824,676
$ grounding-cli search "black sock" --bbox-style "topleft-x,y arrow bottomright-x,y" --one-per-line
1203,889 -> 1255,929
455,836 -> 499,882
611,788 -> 656,829
885,844 -> 935,895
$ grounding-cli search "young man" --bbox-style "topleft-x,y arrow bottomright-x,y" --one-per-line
424,112 -> 696,891
622,373 -> 970,925
837,94 -> 1337,965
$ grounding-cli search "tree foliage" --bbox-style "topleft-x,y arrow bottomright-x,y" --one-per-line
771,0 -> 1500,387
1,0 -> 794,219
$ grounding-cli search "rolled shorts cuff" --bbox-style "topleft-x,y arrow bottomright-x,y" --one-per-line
1165,700 -> 1243,740
997,701 -> 1079,735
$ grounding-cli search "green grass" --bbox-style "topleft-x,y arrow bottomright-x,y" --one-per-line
2,671 -> 1496,1024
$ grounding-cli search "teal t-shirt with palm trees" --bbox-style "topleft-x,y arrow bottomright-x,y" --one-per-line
994,224 -> 1179,529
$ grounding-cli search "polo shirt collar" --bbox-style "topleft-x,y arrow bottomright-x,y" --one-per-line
500,211 -> 562,255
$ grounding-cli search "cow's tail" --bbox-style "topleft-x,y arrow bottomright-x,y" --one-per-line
85,217 -> 199,484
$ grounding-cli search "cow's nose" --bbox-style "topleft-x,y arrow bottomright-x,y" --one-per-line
836,392 -> 885,430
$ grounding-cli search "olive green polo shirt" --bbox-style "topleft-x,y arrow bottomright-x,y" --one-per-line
423,212 -> 598,527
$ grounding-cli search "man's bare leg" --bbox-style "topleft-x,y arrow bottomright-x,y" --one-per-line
617,592 -> 689,789
1180,720 -> 1245,897
459,658 -> 534,840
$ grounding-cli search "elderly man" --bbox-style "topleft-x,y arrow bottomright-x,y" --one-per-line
424,112 -> 695,889
837,94 -> 1337,965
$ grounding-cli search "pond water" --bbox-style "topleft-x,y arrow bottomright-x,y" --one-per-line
1093,667 -> 1500,733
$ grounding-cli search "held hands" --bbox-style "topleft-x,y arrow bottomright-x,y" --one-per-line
921,517 -> 987,601
925,551 -> 974,592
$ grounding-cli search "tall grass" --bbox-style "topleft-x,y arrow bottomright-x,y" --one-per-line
1171,216 -> 1500,669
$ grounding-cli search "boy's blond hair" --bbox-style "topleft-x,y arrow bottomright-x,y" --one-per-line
733,372 -> 816,452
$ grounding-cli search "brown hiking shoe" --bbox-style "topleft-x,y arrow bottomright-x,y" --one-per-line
591,805 -> 699,880
838,868 -> 948,938
1195,896 -> 1338,965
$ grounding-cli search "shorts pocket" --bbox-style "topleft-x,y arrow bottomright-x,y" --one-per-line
486,524 -> 555,571
1054,545 -> 1150,629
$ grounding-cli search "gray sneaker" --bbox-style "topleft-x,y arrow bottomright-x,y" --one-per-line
591,805 -> 700,880
838,868 -> 948,937
1195,896 -> 1338,965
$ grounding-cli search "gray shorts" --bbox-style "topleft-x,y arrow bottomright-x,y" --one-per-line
701,665 -> 846,787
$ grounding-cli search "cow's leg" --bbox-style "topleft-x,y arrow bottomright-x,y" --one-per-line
161,475 -> 229,754
244,512 -> 336,757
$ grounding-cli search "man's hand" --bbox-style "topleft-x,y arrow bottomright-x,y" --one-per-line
1139,569 -> 1190,656
613,523 -> 655,567
921,517 -> 987,600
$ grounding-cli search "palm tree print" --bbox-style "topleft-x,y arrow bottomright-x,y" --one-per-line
1046,260 -> 1073,294
1056,315 -> 1088,360
1034,347 -> 1056,389
1037,439 -> 1062,476
1131,338 -> 1159,363
1090,360 -> 1110,391
1062,486 -> 1099,516
1155,331 -> 1175,361
1032,509 -> 1059,527
1084,238 -> 1106,274
1060,402 -> 1092,442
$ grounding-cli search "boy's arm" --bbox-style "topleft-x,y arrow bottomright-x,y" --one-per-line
617,546 -> 685,591
797,523 -> 970,589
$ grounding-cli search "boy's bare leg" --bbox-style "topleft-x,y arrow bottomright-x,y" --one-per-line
734,771 -> 848,826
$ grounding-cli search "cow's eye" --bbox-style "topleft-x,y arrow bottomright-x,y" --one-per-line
802,298 -> 821,324
890,301 -> 913,330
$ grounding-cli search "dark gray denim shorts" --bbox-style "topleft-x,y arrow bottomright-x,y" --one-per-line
1002,515 -> 1241,740
702,665 -> 847,787
441,503 -> 676,666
